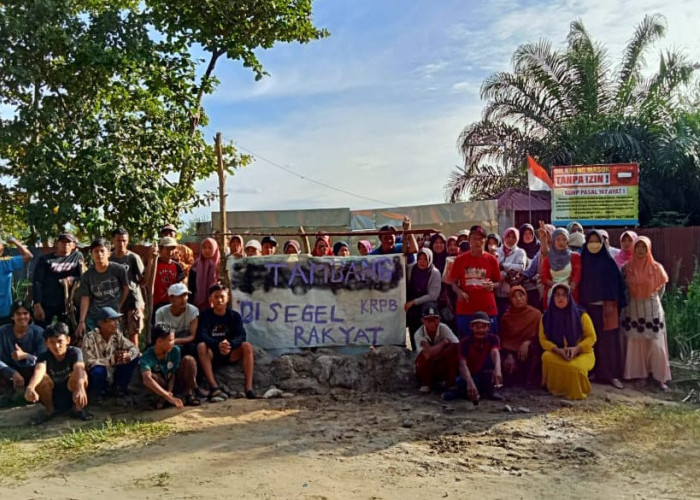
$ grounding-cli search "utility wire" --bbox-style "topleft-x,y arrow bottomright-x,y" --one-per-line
201,125 -> 397,207
232,141 -> 397,207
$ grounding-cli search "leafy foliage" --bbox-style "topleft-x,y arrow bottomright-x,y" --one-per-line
447,14 -> 700,226
663,264 -> 700,359
0,0 -> 326,242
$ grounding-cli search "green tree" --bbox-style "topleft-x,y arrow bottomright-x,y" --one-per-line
0,0 -> 326,243
446,14 -> 700,226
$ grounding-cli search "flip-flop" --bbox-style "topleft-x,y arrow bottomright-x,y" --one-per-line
208,387 -> 228,402
30,411 -> 54,425
71,409 -> 94,421
184,394 -> 201,407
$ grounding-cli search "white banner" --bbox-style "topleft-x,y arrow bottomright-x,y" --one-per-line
227,254 -> 407,349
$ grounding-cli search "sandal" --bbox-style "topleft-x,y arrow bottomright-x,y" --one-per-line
208,387 -> 228,402
184,393 -> 201,407
195,386 -> 209,399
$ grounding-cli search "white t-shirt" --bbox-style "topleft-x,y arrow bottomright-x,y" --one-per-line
155,304 -> 199,339
414,323 -> 459,355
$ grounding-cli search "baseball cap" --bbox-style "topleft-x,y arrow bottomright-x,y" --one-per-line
167,283 -> 190,296
470,311 -> 491,325
159,236 -> 178,247
58,232 -> 77,243
161,223 -> 177,233
98,306 -> 123,321
457,229 -> 470,237
245,239 -> 262,251
378,225 -> 396,233
469,225 -> 488,238
261,235 -> 278,247
421,302 -> 440,318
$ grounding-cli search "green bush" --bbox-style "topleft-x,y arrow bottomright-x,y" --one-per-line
663,267 -> 700,359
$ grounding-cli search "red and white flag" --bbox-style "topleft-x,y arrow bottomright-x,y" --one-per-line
527,155 -> 553,191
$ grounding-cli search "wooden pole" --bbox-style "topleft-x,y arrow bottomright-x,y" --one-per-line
215,132 -> 230,289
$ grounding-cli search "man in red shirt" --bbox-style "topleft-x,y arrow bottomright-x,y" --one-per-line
150,237 -> 185,321
449,225 -> 501,338
442,311 -> 504,402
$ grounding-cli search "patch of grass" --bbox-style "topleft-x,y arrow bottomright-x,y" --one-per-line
576,403 -> 700,447
0,419 -> 172,483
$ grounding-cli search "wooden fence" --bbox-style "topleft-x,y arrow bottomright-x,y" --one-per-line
605,227 -> 700,288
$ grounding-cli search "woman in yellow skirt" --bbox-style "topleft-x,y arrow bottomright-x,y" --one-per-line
539,283 -> 597,400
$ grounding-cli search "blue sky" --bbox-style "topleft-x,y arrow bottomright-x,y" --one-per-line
190,0 -> 700,223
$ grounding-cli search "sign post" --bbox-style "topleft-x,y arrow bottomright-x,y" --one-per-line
551,163 -> 639,226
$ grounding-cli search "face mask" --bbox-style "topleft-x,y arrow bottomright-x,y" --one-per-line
587,242 -> 602,254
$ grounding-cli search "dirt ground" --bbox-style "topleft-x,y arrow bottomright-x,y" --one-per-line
1,382 -> 699,500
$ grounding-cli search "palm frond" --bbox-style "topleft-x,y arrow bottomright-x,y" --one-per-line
616,14 -> 667,109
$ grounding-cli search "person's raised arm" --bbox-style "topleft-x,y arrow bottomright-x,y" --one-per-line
537,220 -> 549,256
8,237 -> 33,262
402,216 -> 418,254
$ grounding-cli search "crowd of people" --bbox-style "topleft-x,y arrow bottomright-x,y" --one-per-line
408,222 -> 671,403
0,224 -> 255,424
0,216 -> 673,424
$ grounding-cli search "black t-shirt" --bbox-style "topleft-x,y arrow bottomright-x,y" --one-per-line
33,251 -> 84,308
197,308 -> 246,351
38,346 -> 82,386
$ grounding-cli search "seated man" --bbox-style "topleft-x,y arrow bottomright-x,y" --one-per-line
197,284 -> 255,400
155,283 -> 199,357
414,302 -> 459,394
0,301 -> 46,398
443,312 -> 504,402
140,323 -> 200,408
24,322 -> 90,423
81,307 -> 140,401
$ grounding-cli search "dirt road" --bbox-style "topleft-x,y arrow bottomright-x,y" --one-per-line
2,385 -> 699,499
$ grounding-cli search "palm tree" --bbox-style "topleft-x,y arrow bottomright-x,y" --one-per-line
446,14 -> 700,225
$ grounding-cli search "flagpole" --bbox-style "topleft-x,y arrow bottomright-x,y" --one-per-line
528,188 -> 532,222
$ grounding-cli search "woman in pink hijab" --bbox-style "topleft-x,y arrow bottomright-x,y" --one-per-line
620,236 -> 671,390
189,238 -> 221,310
614,230 -> 638,268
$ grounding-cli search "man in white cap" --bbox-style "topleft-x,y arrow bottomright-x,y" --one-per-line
155,283 -> 199,357
244,240 -> 262,257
